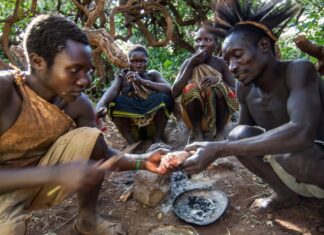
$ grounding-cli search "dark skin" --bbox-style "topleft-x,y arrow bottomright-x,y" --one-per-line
96,50 -> 172,144
182,32 -> 324,213
172,27 -> 236,141
0,40 -> 169,233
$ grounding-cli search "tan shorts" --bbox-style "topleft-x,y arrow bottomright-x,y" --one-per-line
0,127 -> 101,235
264,155 -> 324,198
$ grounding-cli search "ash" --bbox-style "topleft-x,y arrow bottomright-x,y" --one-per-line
160,171 -> 214,214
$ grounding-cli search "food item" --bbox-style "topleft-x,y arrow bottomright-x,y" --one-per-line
159,151 -> 191,171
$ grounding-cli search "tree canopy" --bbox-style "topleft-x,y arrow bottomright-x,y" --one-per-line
0,0 -> 323,100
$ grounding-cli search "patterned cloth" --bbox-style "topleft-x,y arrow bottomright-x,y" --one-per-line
181,64 -> 239,135
109,69 -> 174,129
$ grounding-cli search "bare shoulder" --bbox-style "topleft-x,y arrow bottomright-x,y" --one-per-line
147,69 -> 165,81
0,71 -> 15,106
286,59 -> 318,86
214,56 -> 227,65
64,93 -> 96,127
147,69 -> 162,77
0,71 -> 15,93
212,56 -> 228,71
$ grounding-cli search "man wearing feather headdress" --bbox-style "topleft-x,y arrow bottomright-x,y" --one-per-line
181,0 -> 324,214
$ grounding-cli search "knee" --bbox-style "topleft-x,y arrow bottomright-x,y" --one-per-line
91,134 -> 109,160
228,125 -> 264,141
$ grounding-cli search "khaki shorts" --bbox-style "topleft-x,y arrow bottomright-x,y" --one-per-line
0,127 -> 101,235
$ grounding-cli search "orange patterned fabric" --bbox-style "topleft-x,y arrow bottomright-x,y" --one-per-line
180,64 -> 239,134
0,72 -> 74,168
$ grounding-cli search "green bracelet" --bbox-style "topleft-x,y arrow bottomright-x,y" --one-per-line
136,159 -> 141,171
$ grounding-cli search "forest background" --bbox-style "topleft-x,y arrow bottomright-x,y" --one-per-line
0,0 -> 323,102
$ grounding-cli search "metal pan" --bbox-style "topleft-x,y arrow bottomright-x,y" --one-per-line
173,187 -> 228,226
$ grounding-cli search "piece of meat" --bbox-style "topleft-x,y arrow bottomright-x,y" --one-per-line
160,151 -> 191,171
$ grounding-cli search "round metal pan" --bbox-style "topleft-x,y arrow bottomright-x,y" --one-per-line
173,188 -> 228,226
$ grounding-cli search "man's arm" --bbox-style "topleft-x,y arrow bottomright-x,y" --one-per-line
64,93 -> 97,128
222,60 -> 320,157
136,70 -> 171,94
171,59 -> 193,98
172,49 -> 210,98
0,162 -> 104,194
96,77 -> 123,114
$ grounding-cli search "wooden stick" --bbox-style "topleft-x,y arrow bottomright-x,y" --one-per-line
98,142 -> 140,170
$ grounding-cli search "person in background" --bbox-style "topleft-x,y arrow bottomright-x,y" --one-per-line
96,45 -> 174,147
172,24 -> 238,142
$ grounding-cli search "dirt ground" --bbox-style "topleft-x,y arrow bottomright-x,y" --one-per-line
27,117 -> 324,235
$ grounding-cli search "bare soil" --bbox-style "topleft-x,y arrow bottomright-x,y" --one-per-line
27,117 -> 324,235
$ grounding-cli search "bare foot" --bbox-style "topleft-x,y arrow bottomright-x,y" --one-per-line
250,193 -> 300,214
74,215 -> 126,235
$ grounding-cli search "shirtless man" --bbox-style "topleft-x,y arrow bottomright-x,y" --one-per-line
0,15 -> 167,235
182,0 -> 324,213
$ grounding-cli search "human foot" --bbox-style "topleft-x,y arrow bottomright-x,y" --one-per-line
74,215 -> 126,235
249,193 -> 300,214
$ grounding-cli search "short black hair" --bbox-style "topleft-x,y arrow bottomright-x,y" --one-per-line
23,15 -> 89,69
211,0 -> 300,52
128,45 -> 148,58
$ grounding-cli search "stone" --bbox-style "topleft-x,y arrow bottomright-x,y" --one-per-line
133,171 -> 170,207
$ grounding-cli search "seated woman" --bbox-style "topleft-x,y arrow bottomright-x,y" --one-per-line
172,24 -> 239,141
96,45 -> 174,144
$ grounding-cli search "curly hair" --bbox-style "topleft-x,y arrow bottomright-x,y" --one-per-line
209,0 -> 300,52
128,45 -> 148,58
23,15 -> 89,69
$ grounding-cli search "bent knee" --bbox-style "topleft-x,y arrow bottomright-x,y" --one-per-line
228,125 -> 264,141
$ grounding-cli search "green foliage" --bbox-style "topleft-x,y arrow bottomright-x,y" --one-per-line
1,0 -> 323,102
147,46 -> 190,84
278,1 -> 324,62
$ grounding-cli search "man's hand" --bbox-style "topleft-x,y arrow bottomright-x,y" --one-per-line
53,161 -> 104,193
182,142 -> 220,175
144,148 -> 171,174
160,151 -> 192,172
126,71 -> 140,83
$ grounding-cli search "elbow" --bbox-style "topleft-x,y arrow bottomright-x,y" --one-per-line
293,123 -> 316,149
171,86 -> 180,99
164,86 -> 172,95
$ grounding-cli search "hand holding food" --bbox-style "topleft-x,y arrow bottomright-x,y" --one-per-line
159,151 -> 192,172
